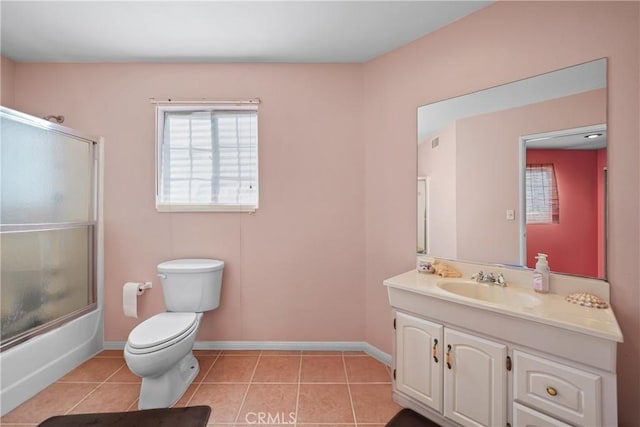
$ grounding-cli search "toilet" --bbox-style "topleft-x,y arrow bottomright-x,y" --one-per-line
124,258 -> 224,409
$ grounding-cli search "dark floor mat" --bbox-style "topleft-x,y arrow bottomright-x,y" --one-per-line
37,405 -> 211,427
386,408 -> 441,427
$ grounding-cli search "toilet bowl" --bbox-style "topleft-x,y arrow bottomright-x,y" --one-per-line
124,259 -> 224,409
125,312 -> 202,408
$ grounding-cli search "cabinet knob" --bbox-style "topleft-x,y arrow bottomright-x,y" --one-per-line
446,345 -> 452,369
432,339 -> 438,363
546,386 -> 558,397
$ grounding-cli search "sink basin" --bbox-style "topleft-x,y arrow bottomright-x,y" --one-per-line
437,280 -> 542,308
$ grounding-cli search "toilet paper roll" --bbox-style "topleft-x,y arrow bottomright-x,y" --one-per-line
123,282 -> 143,318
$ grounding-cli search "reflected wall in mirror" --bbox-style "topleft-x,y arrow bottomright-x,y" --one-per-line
417,58 -> 607,279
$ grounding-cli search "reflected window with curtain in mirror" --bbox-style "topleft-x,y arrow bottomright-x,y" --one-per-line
526,163 -> 559,224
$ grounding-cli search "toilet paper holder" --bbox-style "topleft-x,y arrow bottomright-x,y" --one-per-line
138,282 -> 153,293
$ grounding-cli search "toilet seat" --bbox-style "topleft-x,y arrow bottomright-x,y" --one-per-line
127,312 -> 198,355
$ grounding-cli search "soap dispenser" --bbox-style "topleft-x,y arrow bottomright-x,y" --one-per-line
533,253 -> 550,293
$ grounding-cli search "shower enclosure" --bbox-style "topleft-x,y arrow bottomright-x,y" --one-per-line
0,106 -> 103,414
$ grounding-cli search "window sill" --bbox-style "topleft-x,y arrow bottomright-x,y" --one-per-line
156,203 -> 257,213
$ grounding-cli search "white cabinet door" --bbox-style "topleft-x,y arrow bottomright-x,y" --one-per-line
395,312 -> 444,412
444,329 -> 507,427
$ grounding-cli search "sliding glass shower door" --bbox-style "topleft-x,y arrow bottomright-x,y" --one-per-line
0,107 -> 98,350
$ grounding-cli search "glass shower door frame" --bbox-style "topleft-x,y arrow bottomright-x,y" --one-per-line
0,106 -> 100,351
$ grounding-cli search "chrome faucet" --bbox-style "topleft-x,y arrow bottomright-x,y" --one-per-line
471,271 -> 507,287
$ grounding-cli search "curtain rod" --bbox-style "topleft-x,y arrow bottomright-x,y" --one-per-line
149,98 -> 261,105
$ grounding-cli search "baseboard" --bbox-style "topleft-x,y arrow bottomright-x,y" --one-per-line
103,341 -> 127,350
104,340 -> 392,366
362,342 -> 393,366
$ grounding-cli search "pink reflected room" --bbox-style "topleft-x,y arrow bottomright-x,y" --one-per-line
0,1 -> 638,427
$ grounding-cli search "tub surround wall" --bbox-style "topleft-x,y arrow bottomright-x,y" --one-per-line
362,2 -> 639,425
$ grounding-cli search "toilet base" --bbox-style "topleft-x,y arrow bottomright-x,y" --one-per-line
138,352 -> 199,410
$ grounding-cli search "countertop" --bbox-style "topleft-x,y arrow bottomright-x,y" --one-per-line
384,269 -> 623,343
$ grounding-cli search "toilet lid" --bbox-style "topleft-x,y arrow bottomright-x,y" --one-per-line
128,312 -> 198,349
157,259 -> 224,273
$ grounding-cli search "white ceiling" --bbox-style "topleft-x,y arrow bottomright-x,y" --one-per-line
526,128 -> 607,151
0,1 -> 492,63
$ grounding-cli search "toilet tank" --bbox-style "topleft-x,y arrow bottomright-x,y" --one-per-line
157,259 -> 224,312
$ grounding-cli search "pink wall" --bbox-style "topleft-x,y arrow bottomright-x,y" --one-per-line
1,56 -> 16,107
12,63 -> 366,343
362,2 -> 639,425
526,150 -> 599,277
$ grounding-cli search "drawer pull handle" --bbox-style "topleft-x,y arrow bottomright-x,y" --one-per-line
546,386 -> 558,397
432,339 -> 438,363
446,345 -> 452,369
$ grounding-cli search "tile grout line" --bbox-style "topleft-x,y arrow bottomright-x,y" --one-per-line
184,352 -> 221,408
126,398 -> 139,412
5,351 -> 392,426
342,352 -> 358,426
232,350 -> 262,425
64,359 -> 129,415
294,353 -> 303,427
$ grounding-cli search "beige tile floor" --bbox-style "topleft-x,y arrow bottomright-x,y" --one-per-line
1,350 -> 402,426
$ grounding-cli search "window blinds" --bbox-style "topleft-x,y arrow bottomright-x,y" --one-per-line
525,163 -> 559,224
157,106 -> 258,211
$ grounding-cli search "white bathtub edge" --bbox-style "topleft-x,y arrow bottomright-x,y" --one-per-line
0,309 -> 103,416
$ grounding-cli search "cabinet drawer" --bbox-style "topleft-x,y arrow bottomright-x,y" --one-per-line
513,351 -> 601,426
513,402 -> 572,427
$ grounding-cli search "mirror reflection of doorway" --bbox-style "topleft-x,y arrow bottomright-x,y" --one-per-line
417,177 -> 427,254
519,124 -> 607,277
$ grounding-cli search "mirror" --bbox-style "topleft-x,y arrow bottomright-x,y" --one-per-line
417,58 -> 607,279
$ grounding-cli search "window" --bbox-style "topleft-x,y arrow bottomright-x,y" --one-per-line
525,163 -> 559,224
156,104 -> 258,212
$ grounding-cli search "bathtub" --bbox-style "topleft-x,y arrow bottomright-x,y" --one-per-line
0,308 -> 103,415
0,106 -> 105,416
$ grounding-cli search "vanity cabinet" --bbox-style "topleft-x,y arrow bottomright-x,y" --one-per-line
386,269 -> 621,427
395,311 -> 506,427
513,350 -> 602,426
